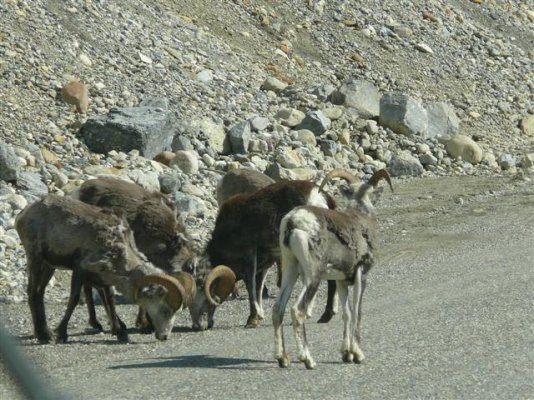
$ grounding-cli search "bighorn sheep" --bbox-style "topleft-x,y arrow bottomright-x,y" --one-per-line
188,170 -> 353,331
74,177 -> 194,332
15,195 -> 195,343
272,169 -> 393,369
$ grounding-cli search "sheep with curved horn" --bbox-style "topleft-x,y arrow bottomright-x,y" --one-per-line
273,169 -> 393,369
15,195 -> 195,343
187,169 -> 356,331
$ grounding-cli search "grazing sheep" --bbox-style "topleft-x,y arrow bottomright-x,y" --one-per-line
74,177 -> 194,332
16,195 -> 194,343
188,170 -> 355,331
273,170 -> 393,369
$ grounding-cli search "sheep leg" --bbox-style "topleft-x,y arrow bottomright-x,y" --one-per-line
99,286 -> 128,342
350,266 -> 365,363
84,283 -> 103,332
291,280 -> 320,370
255,268 -> 269,319
317,280 -> 337,323
245,249 -> 261,328
272,255 -> 299,368
27,257 -> 54,344
56,268 -> 85,343
336,280 -> 353,363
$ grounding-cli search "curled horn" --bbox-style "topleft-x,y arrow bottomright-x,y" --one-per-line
170,271 -> 197,307
368,169 -> 394,192
318,169 -> 359,191
133,274 -> 186,311
204,265 -> 237,306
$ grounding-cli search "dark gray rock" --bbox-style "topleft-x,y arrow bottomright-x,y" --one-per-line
295,110 -> 331,136
330,79 -> 381,118
81,105 -> 177,158
388,151 -> 424,177
16,172 -> 48,202
228,120 -> 252,154
172,135 -> 194,151
0,145 -> 20,183
159,173 -> 181,194
319,140 -> 337,157
379,92 -> 428,137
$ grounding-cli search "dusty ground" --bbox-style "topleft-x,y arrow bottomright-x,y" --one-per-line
1,174 -> 533,400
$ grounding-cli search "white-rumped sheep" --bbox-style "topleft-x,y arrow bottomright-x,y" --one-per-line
273,169 -> 393,369
15,195 -> 195,343
74,177 -> 194,332
187,170 -> 355,331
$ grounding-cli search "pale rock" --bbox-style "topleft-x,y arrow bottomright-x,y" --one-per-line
170,150 -> 199,175
444,135 -> 483,164
276,108 -> 305,127
62,80 -> 89,113
294,129 -> 317,146
520,115 -> 534,137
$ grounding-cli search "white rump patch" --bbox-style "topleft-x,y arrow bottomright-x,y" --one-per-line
290,209 -> 321,235
307,187 -> 329,208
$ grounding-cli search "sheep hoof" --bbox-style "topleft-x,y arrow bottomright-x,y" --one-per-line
277,355 -> 290,368
35,329 -> 53,344
55,335 -> 68,344
317,310 -> 335,323
245,316 -> 260,328
116,330 -> 129,343
88,320 -> 104,332
352,351 -> 365,364
342,351 -> 354,363
303,358 -> 316,370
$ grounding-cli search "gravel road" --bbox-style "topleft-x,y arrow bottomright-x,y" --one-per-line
1,175 -> 533,400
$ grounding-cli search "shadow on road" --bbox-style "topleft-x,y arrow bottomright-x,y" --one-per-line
109,354 -> 270,370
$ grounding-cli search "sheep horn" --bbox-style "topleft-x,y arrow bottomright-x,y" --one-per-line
133,274 -> 186,311
170,271 -> 197,307
318,169 -> 359,191
204,265 -> 236,306
368,169 -> 394,192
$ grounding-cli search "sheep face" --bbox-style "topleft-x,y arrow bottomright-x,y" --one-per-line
136,285 -> 177,340
188,291 -> 215,331
184,260 -> 236,331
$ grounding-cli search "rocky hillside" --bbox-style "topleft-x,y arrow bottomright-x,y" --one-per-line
0,0 -> 533,303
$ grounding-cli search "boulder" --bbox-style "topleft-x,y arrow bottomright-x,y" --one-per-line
330,79 -> 381,118
379,92 -> 428,136
81,104 -> 177,159
425,101 -> 460,138
388,151 -> 424,177
444,135 -> 483,164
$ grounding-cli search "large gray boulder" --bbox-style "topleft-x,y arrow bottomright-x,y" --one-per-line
0,145 -> 20,183
379,92 -> 428,137
81,102 -> 177,159
425,101 -> 460,138
330,79 -> 381,118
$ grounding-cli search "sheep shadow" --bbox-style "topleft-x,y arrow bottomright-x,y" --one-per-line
109,354 -> 270,370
